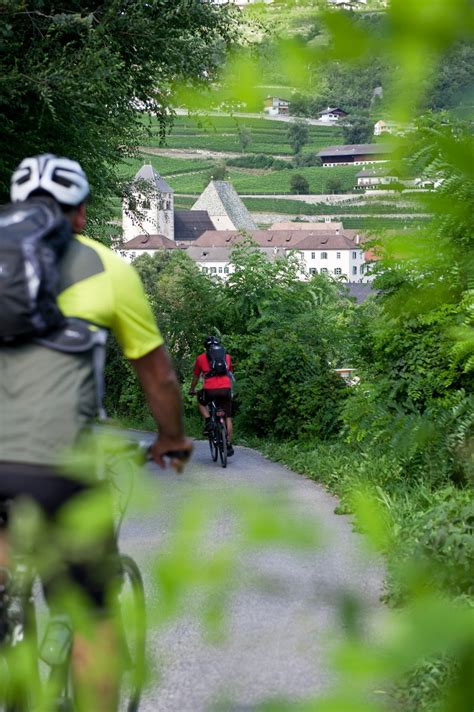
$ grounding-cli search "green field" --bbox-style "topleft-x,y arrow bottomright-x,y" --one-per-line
143,115 -> 342,156
169,165 -> 359,195
120,155 -> 214,179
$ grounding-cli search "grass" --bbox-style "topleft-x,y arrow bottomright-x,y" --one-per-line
141,115 -> 342,156
169,165 -> 359,195
119,155 -> 214,180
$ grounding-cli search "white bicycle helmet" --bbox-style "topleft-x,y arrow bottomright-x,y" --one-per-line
10,154 -> 90,206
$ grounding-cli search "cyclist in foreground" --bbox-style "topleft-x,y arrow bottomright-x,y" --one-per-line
189,336 -> 234,457
0,154 -> 193,711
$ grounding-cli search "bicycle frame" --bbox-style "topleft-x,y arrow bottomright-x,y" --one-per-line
208,401 -> 228,469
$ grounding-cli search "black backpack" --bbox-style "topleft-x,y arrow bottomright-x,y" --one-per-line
0,198 -> 72,343
205,342 -> 228,378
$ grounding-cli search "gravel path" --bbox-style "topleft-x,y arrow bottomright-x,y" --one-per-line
119,433 -> 383,712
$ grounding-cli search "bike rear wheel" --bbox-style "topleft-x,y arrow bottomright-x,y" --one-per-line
217,422 -> 227,469
208,429 -> 218,462
118,554 -> 146,712
0,602 -> 39,712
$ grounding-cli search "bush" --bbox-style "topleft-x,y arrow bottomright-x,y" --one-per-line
290,173 -> 310,194
226,154 -> 289,170
293,152 -> 322,168
326,176 -> 344,193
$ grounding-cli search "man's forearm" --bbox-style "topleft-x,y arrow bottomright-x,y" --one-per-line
131,345 -> 184,440
190,375 -> 199,392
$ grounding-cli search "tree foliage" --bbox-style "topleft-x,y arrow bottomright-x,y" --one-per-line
286,120 -> 310,155
0,0 -> 236,229
290,173 -> 310,194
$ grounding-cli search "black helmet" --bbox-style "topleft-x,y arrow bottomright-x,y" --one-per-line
204,335 -> 219,349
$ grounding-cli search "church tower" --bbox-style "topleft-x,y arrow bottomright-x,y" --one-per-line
122,164 -> 174,243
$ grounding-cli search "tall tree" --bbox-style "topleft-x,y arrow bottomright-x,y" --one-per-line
287,120 -> 310,155
0,1 -> 237,228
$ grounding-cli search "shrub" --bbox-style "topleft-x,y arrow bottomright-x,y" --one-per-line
290,173 -> 310,194
226,154 -> 288,170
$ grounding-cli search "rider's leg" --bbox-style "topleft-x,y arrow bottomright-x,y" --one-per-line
226,417 -> 233,443
198,401 -> 209,419
73,622 -> 121,712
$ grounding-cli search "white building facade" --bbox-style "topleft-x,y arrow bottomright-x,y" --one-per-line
122,165 -> 174,244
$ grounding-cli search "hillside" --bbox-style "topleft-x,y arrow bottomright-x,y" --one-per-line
120,112 -> 428,229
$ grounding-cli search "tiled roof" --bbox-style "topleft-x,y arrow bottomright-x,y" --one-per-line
187,245 -> 285,264
133,164 -> 174,194
319,107 -> 347,115
186,246 -> 232,262
192,181 -> 256,230
174,210 -> 215,242
194,229 -> 364,251
121,234 -> 177,249
318,143 -> 394,158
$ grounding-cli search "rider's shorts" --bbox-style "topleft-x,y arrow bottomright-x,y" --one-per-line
0,462 -> 118,614
198,388 -> 232,418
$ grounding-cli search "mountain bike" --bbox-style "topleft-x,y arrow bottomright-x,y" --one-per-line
0,441 -> 150,712
208,400 -> 228,469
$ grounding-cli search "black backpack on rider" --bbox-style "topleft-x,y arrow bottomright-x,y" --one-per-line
205,342 -> 229,378
0,198 -> 71,343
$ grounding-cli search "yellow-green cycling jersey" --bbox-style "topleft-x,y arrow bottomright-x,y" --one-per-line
0,235 -> 163,468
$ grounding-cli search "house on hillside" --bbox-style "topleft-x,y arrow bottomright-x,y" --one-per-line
264,97 -> 290,116
318,143 -> 393,166
356,169 -> 401,189
327,0 -> 367,8
211,0 -> 273,5
192,180 -> 256,231
318,107 -> 348,124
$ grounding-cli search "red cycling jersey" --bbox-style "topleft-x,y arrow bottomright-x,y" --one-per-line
193,352 -> 233,390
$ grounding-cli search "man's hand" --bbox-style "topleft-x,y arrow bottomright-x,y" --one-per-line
150,436 -> 193,473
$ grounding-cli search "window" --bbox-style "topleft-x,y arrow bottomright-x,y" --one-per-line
166,200 -> 172,211
224,267 -> 229,274
321,267 -> 328,274
334,268 -> 342,275
219,266 -> 223,273
202,267 -> 208,274
311,252 -> 315,259
352,251 -> 357,259
210,267 -> 217,274
321,252 -> 328,260
142,199 -> 151,210
309,268 -> 317,275
360,265 -> 364,274
336,252 -> 341,259
352,266 -> 357,275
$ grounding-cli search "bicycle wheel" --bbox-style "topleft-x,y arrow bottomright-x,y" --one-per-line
118,555 -> 146,712
208,429 -> 218,463
0,606 -> 39,712
217,422 -> 227,469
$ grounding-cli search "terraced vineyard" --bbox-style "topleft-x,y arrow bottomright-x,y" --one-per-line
170,165 -> 359,195
118,112 -> 430,228
145,115 -> 342,156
